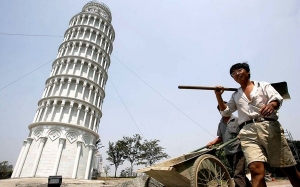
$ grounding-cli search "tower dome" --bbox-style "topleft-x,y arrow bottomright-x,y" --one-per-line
82,1 -> 112,22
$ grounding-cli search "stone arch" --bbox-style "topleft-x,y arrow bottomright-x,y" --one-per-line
33,127 -> 44,141
47,128 -> 62,141
66,130 -> 79,144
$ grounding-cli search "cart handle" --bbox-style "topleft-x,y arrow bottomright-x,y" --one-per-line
216,137 -> 239,150
191,137 -> 239,153
191,145 -> 208,153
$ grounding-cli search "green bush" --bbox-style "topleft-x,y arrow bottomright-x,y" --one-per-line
0,171 -> 13,179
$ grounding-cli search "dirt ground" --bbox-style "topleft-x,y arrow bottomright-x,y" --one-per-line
266,178 -> 292,186
99,177 -> 134,185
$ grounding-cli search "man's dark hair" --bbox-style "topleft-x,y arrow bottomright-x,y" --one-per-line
217,101 -> 227,111
229,62 -> 250,78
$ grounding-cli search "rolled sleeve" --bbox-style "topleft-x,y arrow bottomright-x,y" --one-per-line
265,84 -> 283,109
220,94 -> 237,117
220,106 -> 232,117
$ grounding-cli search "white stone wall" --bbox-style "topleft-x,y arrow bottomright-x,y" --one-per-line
20,140 -> 37,177
77,144 -> 89,179
57,139 -> 78,178
16,125 -> 97,179
35,138 -> 56,177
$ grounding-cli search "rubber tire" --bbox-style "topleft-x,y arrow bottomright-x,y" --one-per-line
190,154 -> 232,187
145,177 -> 165,187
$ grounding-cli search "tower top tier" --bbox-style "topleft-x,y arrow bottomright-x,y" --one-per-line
82,1 -> 112,23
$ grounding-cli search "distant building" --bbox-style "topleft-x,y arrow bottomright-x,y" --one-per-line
94,151 -> 104,176
11,1 -> 115,179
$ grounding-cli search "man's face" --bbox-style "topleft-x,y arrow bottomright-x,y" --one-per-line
230,68 -> 249,83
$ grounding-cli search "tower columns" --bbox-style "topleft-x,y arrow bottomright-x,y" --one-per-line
49,100 -> 58,121
30,137 -> 47,177
11,140 -> 27,178
15,137 -> 33,177
52,138 -> 66,175
72,141 -> 83,178
84,144 -> 95,179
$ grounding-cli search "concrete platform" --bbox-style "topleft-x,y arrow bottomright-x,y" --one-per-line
0,178 -> 107,187
0,177 -> 292,187
266,180 -> 292,187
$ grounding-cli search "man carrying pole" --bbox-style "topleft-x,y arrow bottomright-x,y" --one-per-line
214,62 -> 300,187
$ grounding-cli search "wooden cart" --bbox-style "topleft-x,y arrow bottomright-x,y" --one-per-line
138,139 -> 237,187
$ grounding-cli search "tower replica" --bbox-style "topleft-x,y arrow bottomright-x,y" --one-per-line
12,1 -> 115,179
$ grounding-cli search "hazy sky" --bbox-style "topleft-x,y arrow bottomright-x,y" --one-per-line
0,0 -> 299,176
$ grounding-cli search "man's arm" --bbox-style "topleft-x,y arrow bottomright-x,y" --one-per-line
268,100 -> 280,110
215,86 -> 226,111
260,100 -> 280,117
207,137 -> 222,148
259,83 -> 283,117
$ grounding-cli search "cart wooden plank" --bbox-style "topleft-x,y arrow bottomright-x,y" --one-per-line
139,149 -> 212,170
142,166 -> 190,186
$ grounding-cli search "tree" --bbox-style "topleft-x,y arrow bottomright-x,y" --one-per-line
91,169 -> 100,180
106,141 -> 126,177
120,134 -> 142,176
119,169 -> 127,177
119,167 -> 130,177
119,167 -> 137,177
103,165 -> 111,177
0,161 -> 13,179
95,138 -> 104,150
138,139 -> 170,166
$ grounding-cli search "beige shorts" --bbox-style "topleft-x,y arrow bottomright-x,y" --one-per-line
239,120 -> 296,167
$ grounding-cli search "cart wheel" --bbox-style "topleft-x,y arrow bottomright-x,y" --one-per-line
191,154 -> 233,187
145,177 -> 165,187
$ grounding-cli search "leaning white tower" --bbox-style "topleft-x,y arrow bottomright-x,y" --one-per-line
12,1 -> 115,179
